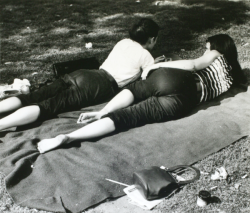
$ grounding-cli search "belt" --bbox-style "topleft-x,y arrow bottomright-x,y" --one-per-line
193,74 -> 202,103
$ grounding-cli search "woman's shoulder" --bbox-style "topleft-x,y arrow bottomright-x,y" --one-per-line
204,50 -> 222,59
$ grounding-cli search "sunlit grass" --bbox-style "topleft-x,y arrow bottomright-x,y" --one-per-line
1,0 -> 250,212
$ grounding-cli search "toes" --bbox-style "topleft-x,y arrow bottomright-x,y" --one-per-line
37,144 -> 43,153
37,141 -> 45,153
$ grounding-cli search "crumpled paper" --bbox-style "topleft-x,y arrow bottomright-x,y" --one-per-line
0,78 -> 31,99
211,167 -> 228,180
85,42 -> 92,49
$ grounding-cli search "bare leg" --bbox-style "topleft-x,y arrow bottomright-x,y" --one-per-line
0,105 -> 40,131
0,97 -> 23,114
37,117 -> 115,153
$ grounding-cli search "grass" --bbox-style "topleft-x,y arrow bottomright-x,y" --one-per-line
1,0 -> 250,212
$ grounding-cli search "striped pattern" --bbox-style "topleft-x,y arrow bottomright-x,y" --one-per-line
194,55 -> 233,103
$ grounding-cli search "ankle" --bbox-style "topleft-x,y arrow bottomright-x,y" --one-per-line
56,134 -> 71,144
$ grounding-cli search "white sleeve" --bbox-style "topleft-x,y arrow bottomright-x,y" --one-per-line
141,50 -> 155,71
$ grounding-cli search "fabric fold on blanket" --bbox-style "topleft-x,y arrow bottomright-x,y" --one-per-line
0,85 -> 249,213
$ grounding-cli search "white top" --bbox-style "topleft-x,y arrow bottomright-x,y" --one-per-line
100,39 -> 154,87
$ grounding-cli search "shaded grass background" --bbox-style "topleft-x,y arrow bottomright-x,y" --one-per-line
0,0 -> 250,212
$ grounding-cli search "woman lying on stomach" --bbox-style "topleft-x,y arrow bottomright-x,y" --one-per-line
37,34 -> 245,154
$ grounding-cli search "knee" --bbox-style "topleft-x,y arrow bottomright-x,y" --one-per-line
22,105 -> 41,119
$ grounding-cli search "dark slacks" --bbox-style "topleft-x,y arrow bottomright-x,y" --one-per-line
104,68 -> 197,130
17,69 -> 118,120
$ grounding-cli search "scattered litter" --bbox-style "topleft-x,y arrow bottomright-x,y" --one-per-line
136,0 -> 140,2
200,171 -> 209,175
154,0 -> 177,5
31,165 -> 34,168
243,43 -> 249,46
181,49 -> 185,51
70,4 -> 73,6
210,186 -> 218,190
85,42 -> 93,49
124,185 -> 163,210
197,190 -> 211,207
222,17 -> 225,20
12,79 -> 30,90
226,175 -> 232,184
32,72 -> 38,75
241,174 -> 248,179
4,62 -> 13,65
234,183 -> 241,189
0,78 -> 31,99
105,178 -> 129,187
211,167 -> 228,180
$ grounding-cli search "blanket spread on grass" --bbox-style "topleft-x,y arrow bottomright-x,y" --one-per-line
0,85 -> 250,213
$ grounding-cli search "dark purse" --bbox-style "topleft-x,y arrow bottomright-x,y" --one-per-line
52,57 -> 100,77
133,165 -> 200,200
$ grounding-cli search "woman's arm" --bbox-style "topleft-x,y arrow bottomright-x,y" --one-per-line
77,89 -> 134,124
141,50 -> 221,79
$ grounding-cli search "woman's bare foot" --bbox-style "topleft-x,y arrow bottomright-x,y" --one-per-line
37,134 -> 70,154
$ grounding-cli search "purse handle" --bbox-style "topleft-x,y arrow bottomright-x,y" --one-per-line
164,165 -> 201,185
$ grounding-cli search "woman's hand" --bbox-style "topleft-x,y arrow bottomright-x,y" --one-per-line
141,63 -> 160,80
154,55 -> 166,63
77,110 -> 108,124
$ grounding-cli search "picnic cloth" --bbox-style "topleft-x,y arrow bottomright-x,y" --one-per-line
0,85 -> 249,213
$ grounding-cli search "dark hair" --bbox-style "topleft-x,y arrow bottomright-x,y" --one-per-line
129,18 -> 160,45
207,34 -> 246,86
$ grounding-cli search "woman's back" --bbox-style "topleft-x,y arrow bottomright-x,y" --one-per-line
193,55 -> 233,102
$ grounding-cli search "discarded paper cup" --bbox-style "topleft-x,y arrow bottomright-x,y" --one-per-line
197,190 -> 211,207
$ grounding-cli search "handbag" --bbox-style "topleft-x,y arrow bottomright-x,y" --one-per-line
52,57 -> 100,77
133,165 -> 200,200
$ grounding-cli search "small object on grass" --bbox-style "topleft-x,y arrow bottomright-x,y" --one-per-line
210,186 -> 218,190
241,174 -> 248,179
197,190 -> 211,207
226,175 -> 232,184
211,167 -> 228,180
200,171 -> 209,175
85,42 -> 93,49
105,178 -> 129,187
32,72 -> 38,75
4,62 -> 13,65
234,183 -> 241,189
136,0 -> 140,2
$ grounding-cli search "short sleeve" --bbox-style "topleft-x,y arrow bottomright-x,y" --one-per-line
140,50 -> 154,71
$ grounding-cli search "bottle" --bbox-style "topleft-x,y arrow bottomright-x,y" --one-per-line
197,190 -> 211,207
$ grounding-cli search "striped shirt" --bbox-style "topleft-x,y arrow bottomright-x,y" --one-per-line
193,55 -> 233,103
